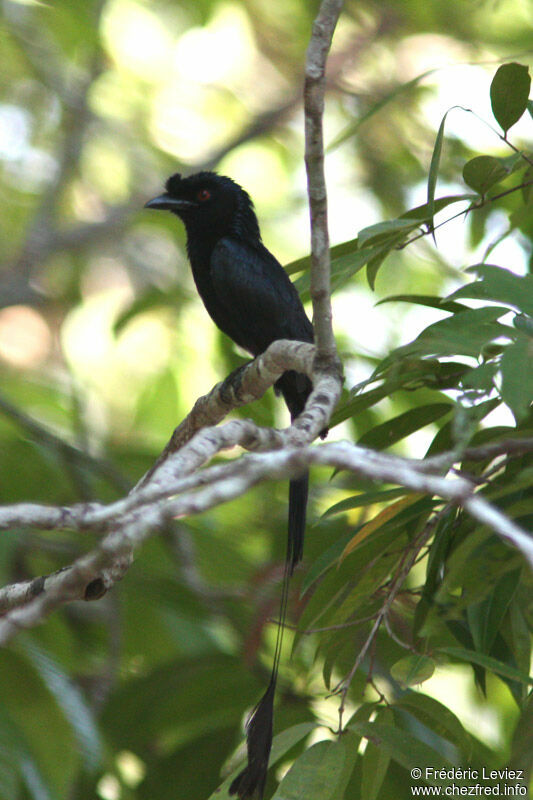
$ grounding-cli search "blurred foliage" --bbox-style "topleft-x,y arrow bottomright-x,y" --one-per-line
0,0 -> 532,798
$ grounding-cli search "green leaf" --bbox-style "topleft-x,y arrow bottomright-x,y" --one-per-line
438,646 -> 533,685
286,237 -> 357,276
427,110 -> 458,232
366,248 -> 388,291
300,530 -> 355,595
508,693 -> 533,775
349,721 -> 454,781
23,641 -> 102,772
477,569 -> 521,654
401,194 -> 477,221
330,382 -> 394,428
296,524 -> 406,637
332,360 -> 468,429
461,362 -> 498,393
435,529 -> 523,611
462,156 -> 509,196
209,723 -> 315,799
358,403 -> 452,450
358,218 -> 418,248
507,599 -> 532,682
331,731 -> 360,799
448,264 -> 533,316
328,551 -> 400,628
271,740 -> 347,800
388,306 -> 511,361
0,649 -> 79,797
268,723 -> 317,763
490,62 -> 531,134
294,243 -> 386,300
390,655 -> 435,688
514,314 -> 533,337
0,707 -> 22,800
361,709 -> 393,800
500,338 -> 533,422
396,693 -> 472,757
375,294 -> 468,314
323,487 -> 407,518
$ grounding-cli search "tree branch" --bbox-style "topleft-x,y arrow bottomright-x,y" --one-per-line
304,0 -> 343,370
1,429 -> 532,643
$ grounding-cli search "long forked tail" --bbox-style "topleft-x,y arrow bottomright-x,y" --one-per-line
229,372 -> 311,799
229,475 -> 308,799
288,472 -> 309,573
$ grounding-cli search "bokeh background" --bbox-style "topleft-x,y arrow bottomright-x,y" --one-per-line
0,0 -> 531,798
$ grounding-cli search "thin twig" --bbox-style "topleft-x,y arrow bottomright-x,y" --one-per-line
333,503 -> 461,728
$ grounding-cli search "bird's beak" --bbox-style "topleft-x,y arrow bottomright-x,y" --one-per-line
144,193 -> 197,211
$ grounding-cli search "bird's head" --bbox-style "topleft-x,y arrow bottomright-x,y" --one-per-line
144,171 -> 260,241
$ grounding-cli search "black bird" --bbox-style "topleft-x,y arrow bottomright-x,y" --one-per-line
145,171 -> 315,799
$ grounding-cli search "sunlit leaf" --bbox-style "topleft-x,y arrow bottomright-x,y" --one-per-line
341,495 -> 423,560
448,264 -> 533,315
438,646 -> 533,685
386,307 -> 511,361
401,194 -> 476,221
490,62 -> 531,134
376,294 -> 468,314
462,156 -> 508,196
358,218 -> 418,248
323,487 -> 407,518
427,110 -> 453,232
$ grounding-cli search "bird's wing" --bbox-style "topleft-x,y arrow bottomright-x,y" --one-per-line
210,237 -> 313,355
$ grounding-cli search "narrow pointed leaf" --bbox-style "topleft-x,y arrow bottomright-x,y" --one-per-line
357,403 -> 453,450
427,110 -> 450,233
438,646 -> 533,685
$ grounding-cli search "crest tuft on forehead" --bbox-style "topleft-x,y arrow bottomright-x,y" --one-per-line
165,172 -> 183,194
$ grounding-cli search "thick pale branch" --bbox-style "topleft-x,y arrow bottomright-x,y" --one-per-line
1,436 -> 532,642
137,339 -> 335,488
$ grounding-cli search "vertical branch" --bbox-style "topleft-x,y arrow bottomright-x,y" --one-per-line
304,0 -> 343,366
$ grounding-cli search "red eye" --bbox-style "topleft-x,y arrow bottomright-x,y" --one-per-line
197,189 -> 211,201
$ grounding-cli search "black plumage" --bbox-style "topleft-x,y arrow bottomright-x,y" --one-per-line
145,171 -> 314,798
